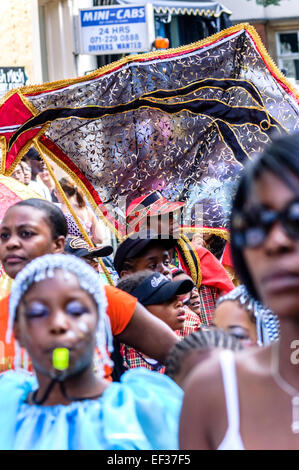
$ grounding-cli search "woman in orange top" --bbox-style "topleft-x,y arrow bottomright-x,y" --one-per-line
0,198 -> 178,374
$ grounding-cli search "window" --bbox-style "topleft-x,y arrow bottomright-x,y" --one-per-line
276,31 -> 299,85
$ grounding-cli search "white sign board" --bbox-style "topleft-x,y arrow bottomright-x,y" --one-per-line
0,67 -> 27,98
78,4 -> 155,55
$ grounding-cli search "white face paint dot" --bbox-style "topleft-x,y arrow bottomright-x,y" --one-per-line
65,330 -> 76,339
78,322 -> 89,334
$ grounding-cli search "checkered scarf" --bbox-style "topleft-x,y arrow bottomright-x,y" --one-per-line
121,308 -> 201,372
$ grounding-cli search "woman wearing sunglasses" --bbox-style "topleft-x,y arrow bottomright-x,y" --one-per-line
179,132 -> 299,450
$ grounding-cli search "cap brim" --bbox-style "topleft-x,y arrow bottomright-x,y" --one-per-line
143,278 -> 194,306
84,245 -> 113,258
67,245 -> 113,259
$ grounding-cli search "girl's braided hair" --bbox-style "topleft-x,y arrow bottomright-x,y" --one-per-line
165,328 -> 243,380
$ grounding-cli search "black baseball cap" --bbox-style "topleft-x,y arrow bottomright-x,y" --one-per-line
113,230 -> 177,275
131,272 -> 194,306
64,236 -> 113,259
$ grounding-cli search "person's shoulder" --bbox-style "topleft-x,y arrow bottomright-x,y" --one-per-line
86,205 -> 95,217
0,294 -> 9,307
184,348 -> 224,390
104,285 -> 136,303
181,308 -> 201,334
0,370 -> 36,396
235,344 -> 271,377
180,348 -> 228,439
186,346 -> 270,390
103,368 -> 183,410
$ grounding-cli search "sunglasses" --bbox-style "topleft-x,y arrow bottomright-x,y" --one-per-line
232,198 -> 299,249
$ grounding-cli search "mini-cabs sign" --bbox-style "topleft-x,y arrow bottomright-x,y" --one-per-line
0,67 -> 27,97
78,4 -> 155,55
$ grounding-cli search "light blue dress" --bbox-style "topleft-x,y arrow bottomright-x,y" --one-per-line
0,368 -> 183,450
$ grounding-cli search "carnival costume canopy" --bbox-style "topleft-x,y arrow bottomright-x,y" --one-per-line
0,23 -> 298,241
0,175 -> 44,223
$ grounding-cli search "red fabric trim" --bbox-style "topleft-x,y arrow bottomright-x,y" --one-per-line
0,93 -> 40,171
196,244 -> 234,293
221,241 -> 233,267
177,243 -> 234,294
0,93 -> 32,128
39,136 -> 124,233
247,30 -> 299,105
6,129 -> 41,171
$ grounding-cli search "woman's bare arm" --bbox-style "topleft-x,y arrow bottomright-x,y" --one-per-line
179,354 -> 226,450
89,208 -> 104,244
116,302 -> 178,363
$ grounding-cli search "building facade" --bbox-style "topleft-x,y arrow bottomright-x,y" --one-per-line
1,0 -> 233,86
224,0 -> 299,88
0,1 -> 35,89
0,0 -> 298,88
36,0 -> 233,82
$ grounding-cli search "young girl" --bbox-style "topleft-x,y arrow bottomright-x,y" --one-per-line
0,254 -> 182,450
214,284 -> 280,347
180,132 -> 299,450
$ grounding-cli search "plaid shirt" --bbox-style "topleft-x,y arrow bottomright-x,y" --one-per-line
121,345 -> 166,374
197,285 -> 218,326
121,309 -> 201,373
175,307 -> 201,338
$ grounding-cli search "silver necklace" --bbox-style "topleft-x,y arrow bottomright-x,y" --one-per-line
271,341 -> 299,434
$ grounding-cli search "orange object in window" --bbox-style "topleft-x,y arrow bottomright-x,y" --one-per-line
154,37 -> 169,49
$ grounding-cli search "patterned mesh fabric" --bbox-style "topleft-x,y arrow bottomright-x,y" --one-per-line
0,24 -> 298,240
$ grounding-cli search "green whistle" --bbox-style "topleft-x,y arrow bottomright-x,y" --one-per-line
52,348 -> 69,371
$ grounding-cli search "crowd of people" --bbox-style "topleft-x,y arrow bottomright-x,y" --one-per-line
0,130 -> 298,450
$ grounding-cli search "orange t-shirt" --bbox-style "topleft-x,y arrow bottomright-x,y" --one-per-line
0,285 -> 137,373
104,285 -> 137,336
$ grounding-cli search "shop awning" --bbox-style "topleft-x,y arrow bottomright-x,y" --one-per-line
114,0 -> 232,17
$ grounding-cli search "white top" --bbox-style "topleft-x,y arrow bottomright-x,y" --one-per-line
28,180 -> 52,201
217,349 -> 245,450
